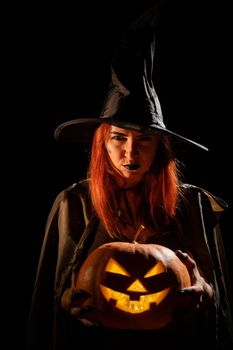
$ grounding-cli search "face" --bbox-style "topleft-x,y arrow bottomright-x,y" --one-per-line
100,256 -> 171,314
105,125 -> 160,187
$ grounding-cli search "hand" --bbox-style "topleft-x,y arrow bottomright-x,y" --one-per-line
173,250 -> 214,320
61,288 -> 100,327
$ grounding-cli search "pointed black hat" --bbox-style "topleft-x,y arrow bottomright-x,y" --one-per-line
54,3 -> 208,151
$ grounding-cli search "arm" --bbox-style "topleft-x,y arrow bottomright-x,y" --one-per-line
174,249 -> 214,319
26,183 -> 88,350
179,185 -> 233,346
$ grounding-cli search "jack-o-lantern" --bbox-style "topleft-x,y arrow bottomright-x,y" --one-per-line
74,242 -> 191,329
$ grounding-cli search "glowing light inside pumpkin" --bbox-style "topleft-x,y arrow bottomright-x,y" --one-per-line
101,258 -> 171,313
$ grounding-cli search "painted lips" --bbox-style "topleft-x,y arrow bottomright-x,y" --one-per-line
123,164 -> 140,170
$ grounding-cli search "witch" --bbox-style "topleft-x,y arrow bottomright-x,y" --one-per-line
26,3 -> 233,350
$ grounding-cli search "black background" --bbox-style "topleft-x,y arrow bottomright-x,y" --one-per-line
3,0 -> 232,348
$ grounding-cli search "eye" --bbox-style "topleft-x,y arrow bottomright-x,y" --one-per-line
144,262 -> 165,278
105,258 -> 130,276
111,135 -> 126,141
138,135 -> 153,142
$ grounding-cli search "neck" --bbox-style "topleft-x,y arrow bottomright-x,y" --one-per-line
118,181 -> 144,192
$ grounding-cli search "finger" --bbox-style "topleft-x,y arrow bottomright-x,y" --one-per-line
177,287 -> 203,296
71,289 -> 91,303
61,288 -> 74,311
176,250 -> 189,259
175,287 -> 204,314
70,305 -> 93,318
79,318 -> 101,328
176,250 -> 196,270
172,290 -> 203,321
61,288 -> 91,312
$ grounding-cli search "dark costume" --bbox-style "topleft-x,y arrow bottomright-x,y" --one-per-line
27,2 -> 233,349
26,180 -> 233,350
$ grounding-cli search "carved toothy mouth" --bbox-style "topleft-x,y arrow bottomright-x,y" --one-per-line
100,285 -> 170,313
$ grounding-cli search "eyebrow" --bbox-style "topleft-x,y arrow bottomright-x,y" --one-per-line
110,131 -> 154,137
110,131 -> 127,136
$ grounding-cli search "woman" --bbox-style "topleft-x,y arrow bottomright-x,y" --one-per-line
27,119 -> 232,350
26,5 -> 233,349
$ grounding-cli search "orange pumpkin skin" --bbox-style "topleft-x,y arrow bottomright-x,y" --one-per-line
74,242 -> 191,329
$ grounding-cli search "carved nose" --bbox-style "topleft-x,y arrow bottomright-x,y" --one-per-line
127,279 -> 147,293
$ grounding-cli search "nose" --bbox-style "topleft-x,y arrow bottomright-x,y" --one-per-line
124,138 -> 138,160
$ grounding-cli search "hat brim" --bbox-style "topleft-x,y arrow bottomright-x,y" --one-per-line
54,118 -> 208,151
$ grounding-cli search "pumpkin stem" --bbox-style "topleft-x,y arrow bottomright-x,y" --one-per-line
133,224 -> 145,243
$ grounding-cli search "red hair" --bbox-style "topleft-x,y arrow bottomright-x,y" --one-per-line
88,123 -> 182,238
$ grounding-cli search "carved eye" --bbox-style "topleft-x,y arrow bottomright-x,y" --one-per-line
105,258 -> 130,276
144,262 -> 165,278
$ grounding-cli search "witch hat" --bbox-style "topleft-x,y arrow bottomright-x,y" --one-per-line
54,3 -> 208,151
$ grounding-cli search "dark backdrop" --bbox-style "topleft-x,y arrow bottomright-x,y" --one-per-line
3,1 -> 232,348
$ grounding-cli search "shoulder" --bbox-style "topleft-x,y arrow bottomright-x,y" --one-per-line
47,179 -> 91,222
62,178 -> 89,196
180,183 -> 228,220
54,179 -> 90,203
44,179 -> 92,245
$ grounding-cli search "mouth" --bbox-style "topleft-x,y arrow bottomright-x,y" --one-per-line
123,164 -> 140,171
100,284 -> 171,313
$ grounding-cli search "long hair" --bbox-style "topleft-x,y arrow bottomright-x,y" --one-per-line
88,123 -> 182,238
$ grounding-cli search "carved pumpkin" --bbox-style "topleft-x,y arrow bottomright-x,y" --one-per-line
74,242 -> 191,329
